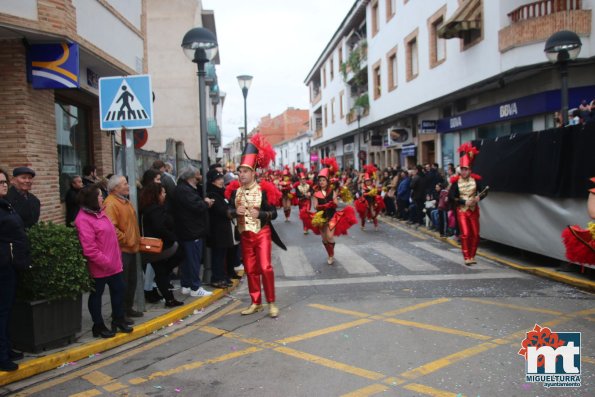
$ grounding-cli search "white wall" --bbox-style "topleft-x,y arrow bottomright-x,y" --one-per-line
105,0 -> 142,29
74,0 -> 144,73
0,0 -> 37,20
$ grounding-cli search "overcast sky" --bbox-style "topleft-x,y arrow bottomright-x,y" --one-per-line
202,0 -> 355,146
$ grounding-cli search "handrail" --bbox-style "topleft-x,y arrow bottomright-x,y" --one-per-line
508,0 -> 582,23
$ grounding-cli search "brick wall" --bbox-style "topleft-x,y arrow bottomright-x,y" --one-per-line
0,39 -> 62,224
499,10 -> 591,53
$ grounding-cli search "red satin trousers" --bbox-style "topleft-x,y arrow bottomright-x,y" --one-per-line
456,207 -> 480,260
241,225 -> 275,304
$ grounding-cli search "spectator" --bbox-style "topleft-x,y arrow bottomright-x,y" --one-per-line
206,169 -> 235,288
164,163 -> 177,185
139,183 -> 183,307
75,184 -> 132,338
409,165 -> 427,225
172,166 -> 214,297
0,168 -> 31,371
6,167 -> 40,229
64,175 -> 83,226
104,175 -> 143,319
436,183 -> 450,237
152,160 -> 176,201
396,170 -> 411,220
82,165 -> 99,187
579,99 -> 591,123
141,169 -> 161,187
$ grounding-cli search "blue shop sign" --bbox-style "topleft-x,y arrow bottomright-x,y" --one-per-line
421,120 -> 437,133
401,145 -> 416,156
437,85 -> 595,133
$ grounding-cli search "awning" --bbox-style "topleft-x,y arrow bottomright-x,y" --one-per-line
437,0 -> 482,40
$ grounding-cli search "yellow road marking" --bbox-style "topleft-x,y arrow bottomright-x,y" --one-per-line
403,383 -> 463,397
400,342 -> 498,380
382,298 -> 451,317
82,371 -> 113,386
383,377 -> 406,386
12,300 -> 243,396
340,383 -> 389,396
274,346 -> 385,380
462,298 -> 563,316
68,390 -> 102,397
102,383 -> 127,392
277,319 -> 372,344
201,325 -> 268,346
383,318 -> 492,340
133,346 -> 263,383
308,303 -> 369,318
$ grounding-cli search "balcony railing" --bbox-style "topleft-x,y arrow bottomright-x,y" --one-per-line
508,0 -> 582,23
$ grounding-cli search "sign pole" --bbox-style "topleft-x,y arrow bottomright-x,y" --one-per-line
123,128 -> 145,312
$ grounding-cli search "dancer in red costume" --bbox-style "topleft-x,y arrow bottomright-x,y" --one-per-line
561,177 -> 595,266
226,134 -> 286,317
294,171 -> 313,234
355,164 -> 385,231
300,158 -> 357,264
448,143 -> 489,266
279,167 -> 293,222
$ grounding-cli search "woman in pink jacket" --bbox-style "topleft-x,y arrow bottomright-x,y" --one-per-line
74,185 -> 133,338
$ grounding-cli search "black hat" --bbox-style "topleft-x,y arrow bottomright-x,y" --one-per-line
13,167 -> 36,178
207,169 -> 224,183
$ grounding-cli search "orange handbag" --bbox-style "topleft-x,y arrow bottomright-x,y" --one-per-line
139,215 -> 163,254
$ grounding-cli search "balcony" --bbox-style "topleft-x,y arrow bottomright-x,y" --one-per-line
207,118 -> 221,145
205,63 -> 216,86
499,0 -> 590,52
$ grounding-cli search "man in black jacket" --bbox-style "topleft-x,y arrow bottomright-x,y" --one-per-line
172,166 -> 214,297
64,175 -> 83,226
6,167 -> 40,229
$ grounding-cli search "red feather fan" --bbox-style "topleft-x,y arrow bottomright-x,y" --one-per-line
224,179 -> 240,200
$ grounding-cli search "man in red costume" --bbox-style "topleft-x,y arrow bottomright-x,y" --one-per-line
227,135 -> 286,317
448,143 -> 488,265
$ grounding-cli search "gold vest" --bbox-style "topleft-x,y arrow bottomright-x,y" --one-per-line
458,177 -> 477,211
235,182 -> 262,233
297,183 -> 310,196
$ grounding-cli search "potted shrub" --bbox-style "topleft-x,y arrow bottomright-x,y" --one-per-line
11,222 -> 92,352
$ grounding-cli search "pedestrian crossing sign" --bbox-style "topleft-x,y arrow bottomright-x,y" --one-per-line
99,74 -> 153,130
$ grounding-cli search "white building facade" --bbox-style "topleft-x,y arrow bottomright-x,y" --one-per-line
305,0 -> 594,171
274,133 -> 312,171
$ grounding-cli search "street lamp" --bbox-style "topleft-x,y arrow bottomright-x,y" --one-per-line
182,27 -> 218,198
354,105 -> 365,169
237,75 -> 253,149
544,30 -> 582,126
238,126 -> 245,149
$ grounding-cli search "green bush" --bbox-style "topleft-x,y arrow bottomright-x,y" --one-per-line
17,222 -> 92,301
354,93 -> 369,109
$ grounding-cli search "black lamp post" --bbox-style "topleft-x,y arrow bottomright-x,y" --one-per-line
237,75 -> 253,149
181,27 -> 218,198
355,105 -> 365,169
238,126 -> 245,154
544,30 -> 582,126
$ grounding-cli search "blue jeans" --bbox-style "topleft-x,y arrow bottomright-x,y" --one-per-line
88,272 -> 126,325
0,266 -> 16,362
180,239 -> 204,290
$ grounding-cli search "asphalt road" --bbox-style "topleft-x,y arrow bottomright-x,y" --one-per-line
6,210 -> 594,397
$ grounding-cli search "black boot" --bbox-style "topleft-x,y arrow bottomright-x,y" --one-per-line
144,288 -> 163,303
0,360 -> 18,372
9,350 -> 24,360
165,298 -> 184,307
92,323 -> 116,338
111,319 -> 133,334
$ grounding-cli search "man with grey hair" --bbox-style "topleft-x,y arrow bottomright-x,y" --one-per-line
172,166 -> 214,297
104,175 -> 142,318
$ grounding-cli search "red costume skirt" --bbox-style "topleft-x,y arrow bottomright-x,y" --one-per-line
299,206 -> 357,236
561,225 -> 595,265
354,196 -> 385,220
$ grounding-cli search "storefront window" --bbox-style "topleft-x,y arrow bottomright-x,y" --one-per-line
441,133 -> 455,168
477,118 -> 533,140
55,101 -> 90,199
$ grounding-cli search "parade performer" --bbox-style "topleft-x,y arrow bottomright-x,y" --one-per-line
226,134 -> 286,318
279,167 -> 293,221
300,157 -> 357,264
294,171 -> 313,234
448,143 -> 489,265
561,177 -> 595,266
354,164 -> 385,231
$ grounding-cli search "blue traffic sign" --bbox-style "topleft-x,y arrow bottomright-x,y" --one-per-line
99,75 -> 153,130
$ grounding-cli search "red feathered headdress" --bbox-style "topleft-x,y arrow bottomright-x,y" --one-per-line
458,142 -> 479,168
240,134 -> 276,171
321,157 -> 338,176
363,164 -> 378,181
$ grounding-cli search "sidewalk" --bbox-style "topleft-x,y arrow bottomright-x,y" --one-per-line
0,278 -> 243,387
379,215 -> 595,293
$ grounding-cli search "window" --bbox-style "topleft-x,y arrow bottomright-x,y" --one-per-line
428,7 -> 447,68
372,60 -> 381,99
324,104 -> 328,127
386,0 -> 396,21
330,58 -> 334,81
405,30 -> 419,81
371,0 -> 379,36
331,98 -> 336,123
387,46 -> 397,91
338,45 -> 343,66
339,90 -> 345,119
322,66 -> 327,87
463,29 -> 482,48
55,100 -> 91,199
